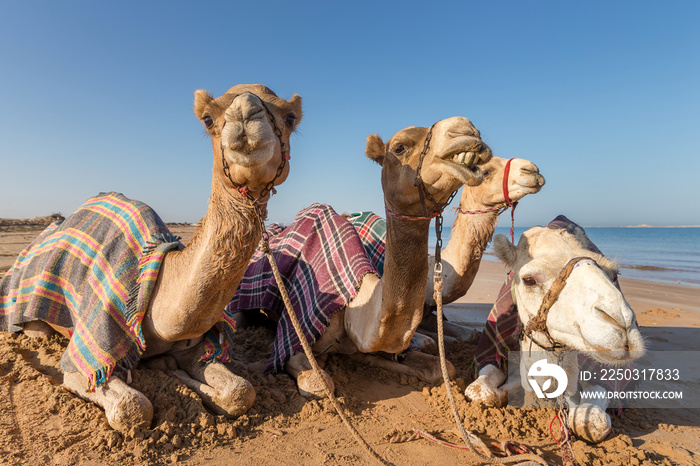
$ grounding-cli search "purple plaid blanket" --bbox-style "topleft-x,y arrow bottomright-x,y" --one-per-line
225,203 -> 377,372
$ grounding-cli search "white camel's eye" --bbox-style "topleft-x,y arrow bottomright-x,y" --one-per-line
203,115 -> 214,128
394,144 -> 407,155
522,276 -> 537,287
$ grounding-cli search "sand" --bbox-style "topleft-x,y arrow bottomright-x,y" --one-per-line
0,222 -> 698,465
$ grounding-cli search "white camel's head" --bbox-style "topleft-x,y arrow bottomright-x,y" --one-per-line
460,156 -> 545,208
365,116 -> 492,216
194,84 -> 302,198
494,225 -> 645,365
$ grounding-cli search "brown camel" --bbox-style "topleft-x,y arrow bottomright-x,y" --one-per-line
285,117 -> 494,395
2,84 -> 302,431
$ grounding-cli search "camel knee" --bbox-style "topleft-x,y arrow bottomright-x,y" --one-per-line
22,320 -> 57,338
567,401 -> 612,443
63,371 -> 153,432
206,366 -> 256,418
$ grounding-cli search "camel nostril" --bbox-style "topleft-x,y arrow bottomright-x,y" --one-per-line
245,109 -> 265,122
595,307 -> 624,329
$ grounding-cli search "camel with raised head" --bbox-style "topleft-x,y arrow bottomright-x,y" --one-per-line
465,220 -> 645,443
0,84 -> 302,431
416,157 -> 545,346
285,117 -> 493,395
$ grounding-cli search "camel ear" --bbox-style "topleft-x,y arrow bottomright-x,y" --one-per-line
288,94 -> 303,125
366,134 -> 386,166
493,234 -> 518,267
193,90 -> 214,119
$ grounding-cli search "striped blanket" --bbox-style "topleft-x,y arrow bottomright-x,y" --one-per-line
0,192 -> 230,390
472,215 -> 630,393
225,204 -> 378,372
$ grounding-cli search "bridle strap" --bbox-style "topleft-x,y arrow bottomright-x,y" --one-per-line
385,206 -> 439,221
219,94 -> 288,206
503,158 -> 518,244
522,256 -> 594,350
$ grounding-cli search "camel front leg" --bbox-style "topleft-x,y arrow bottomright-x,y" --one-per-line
417,312 -> 481,345
465,364 -> 510,407
63,371 -> 153,432
285,352 -> 335,398
169,340 -> 255,418
565,384 -> 612,443
349,351 -> 456,384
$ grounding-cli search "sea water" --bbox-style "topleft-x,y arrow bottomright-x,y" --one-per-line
429,225 -> 700,287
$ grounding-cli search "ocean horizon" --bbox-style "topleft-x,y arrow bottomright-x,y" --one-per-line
429,225 -> 700,288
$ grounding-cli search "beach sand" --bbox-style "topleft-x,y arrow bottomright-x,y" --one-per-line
0,223 -> 698,465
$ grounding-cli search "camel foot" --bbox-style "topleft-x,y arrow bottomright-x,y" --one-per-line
464,379 -> 508,407
296,368 -> 335,398
566,403 -> 612,443
63,371 -> 153,432
171,364 -> 255,418
22,320 -> 57,338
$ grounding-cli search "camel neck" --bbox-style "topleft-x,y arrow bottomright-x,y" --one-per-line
145,181 -> 265,343
431,199 -> 501,305
376,214 -> 431,347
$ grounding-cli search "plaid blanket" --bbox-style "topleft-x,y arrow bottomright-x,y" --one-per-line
225,204 -> 378,373
347,211 -> 386,276
0,192 -> 233,390
472,215 -> 627,392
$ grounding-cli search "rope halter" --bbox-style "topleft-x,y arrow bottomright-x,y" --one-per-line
522,256 -> 599,351
219,93 -> 289,207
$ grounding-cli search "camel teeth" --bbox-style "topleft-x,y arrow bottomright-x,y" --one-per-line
453,152 -> 467,164
465,151 -> 476,165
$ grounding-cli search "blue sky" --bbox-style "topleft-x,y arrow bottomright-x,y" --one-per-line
1,1 -> 698,227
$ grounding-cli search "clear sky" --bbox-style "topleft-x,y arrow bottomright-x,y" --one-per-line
1,1 -> 698,227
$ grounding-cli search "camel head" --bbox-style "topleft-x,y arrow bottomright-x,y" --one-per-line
493,227 -> 645,365
366,117 -> 492,217
194,84 -> 302,200
459,157 -> 545,209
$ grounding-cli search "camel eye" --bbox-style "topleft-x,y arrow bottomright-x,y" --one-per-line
394,144 -> 407,155
284,114 -> 297,128
203,115 -> 214,129
522,276 -> 537,287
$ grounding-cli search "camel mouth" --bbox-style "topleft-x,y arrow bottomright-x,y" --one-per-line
580,329 -> 646,366
438,150 -> 486,185
224,141 -> 277,168
515,178 -> 545,193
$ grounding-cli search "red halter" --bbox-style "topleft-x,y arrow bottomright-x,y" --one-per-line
453,158 -> 519,243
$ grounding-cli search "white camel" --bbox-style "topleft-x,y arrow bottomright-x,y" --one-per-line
465,220 -> 645,443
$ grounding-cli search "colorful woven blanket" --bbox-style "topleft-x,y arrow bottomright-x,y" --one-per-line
225,204 -> 377,373
0,192 -> 230,390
